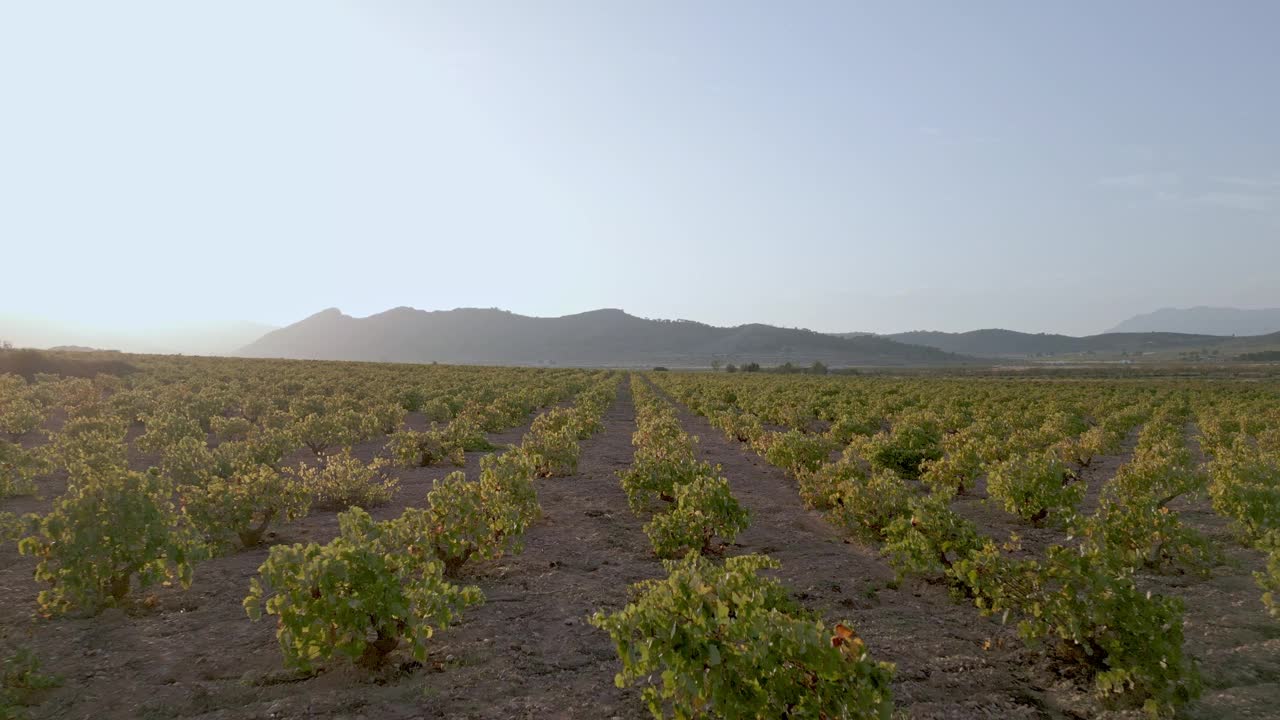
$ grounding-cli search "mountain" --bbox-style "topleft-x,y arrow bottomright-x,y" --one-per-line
1107,307 -> 1280,336
876,328 -> 1280,359
238,307 -> 968,367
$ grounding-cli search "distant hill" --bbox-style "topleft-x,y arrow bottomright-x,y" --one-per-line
867,328 -> 1280,360
881,329 -> 1228,357
1107,307 -> 1280,336
239,307 -> 968,367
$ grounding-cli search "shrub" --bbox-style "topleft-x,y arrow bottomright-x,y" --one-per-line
1208,444 -> 1280,542
210,415 -> 255,443
19,467 -> 194,616
519,425 -> 580,477
0,386 -> 45,441
824,413 -> 882,445
1073,498 -> 1217,576
827,468 -> 913,544
643,476 -> 750,558
718,411 -> 764,444
882,493 -> 983,583
619,456 -> 714,514
863,419 -> 943,479
135,410 -> 204,455
289,450 -> 399,510
955,543 -> 1201,714
590,553 -> 894,719
477,451 -> 541,542
160,435 -> 219,486
365,403 -> 407,436
291,408 -> 366,456
0,512 -> 22,542
181,465 -> 311,552
919,443 -> 981,495
442,412 -> 494,451
244,507 -> 483,671
985,450 -> 1083,526
797,460 -> 865,511
403,472 -> 505,577
757,429 -> 833,474
47,415 -> 129,477
0,441 -> 46,498
386,428 -> 465,468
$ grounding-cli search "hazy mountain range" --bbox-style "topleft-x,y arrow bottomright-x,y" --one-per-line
843,307 -> 1280,359
1106,307 -> 1280,336
858,329 -> 1280,359
238,307 -> 963,367
8,306 -> 1280,366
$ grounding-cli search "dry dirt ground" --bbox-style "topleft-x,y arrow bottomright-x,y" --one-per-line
2,379 -> 1277,719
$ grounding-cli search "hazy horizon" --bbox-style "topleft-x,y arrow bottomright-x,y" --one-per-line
3,2 -> 1278,343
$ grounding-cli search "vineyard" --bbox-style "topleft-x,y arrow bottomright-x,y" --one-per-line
1,357 -> 1278,719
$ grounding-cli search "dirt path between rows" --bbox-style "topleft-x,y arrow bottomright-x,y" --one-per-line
1151,424 -> 1280,720
644,379 -> 1068,720
5,381 -> 663,720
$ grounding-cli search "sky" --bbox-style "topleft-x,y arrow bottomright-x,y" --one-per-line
2,1 -> 1279,342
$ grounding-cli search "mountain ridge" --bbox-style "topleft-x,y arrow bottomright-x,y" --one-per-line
832,327 -> 1280,359
1106,307 -> 1280,336
238,307 -> 968,367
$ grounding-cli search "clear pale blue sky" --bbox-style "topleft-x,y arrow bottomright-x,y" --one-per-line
2,1 -> 1278,336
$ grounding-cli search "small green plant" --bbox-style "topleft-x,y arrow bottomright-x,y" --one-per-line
19,467 -> 194,616
985,450 -> 1084,526
245,507 -> 483,672
291,407 -> 366,456
827,468 -> 913,544
882,493 -> 983,584
386,428 -> 465,468
1209,444 -> 1280,542
289,449 -> 399,510
0,441 -> 46,498
478,450 -> 541,541
1,647 -> 62,717
210,415 -> 255,443
1073,498 -> 1217,576
863,419 -> 943,480
643,475 -> 750,558
954,542 -> 1201,714
403,472 -> 505,577
0,385 -> 45,441
181,464 -> 311,551
0,512 -> 23,543
46,415 -> 129,477
797,459 -> 864,511
619,454 -> 715,514
519,424 -> 580,477
135,410 -> 204,455
760,429 -> 834,474
590,552 -> 894,719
